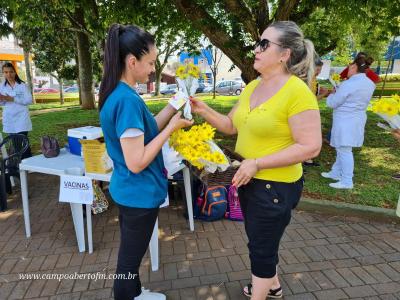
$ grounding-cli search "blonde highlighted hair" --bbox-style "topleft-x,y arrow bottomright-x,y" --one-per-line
269,21 -> 315,87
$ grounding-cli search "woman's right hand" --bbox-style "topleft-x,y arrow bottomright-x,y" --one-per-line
167,111 -> 194,132
190,96 -> 209,115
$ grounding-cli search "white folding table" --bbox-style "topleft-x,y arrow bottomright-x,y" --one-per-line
19,149 -> 194,271
20,149 -> 88,251
86,164 -> 194,271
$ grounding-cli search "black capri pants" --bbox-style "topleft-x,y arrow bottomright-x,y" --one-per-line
114,203 -> 159,300
238,177 -> 304,278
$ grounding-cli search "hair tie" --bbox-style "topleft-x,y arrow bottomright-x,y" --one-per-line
360,63 -> 366,67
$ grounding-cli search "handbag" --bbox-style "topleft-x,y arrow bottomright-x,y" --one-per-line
91,181 -> 109,214
40,135 -> 60,158
226,185 -> 243,221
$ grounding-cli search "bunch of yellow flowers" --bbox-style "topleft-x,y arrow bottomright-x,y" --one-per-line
370,95 -> 400,117
176,63 -> 201,79
169,123 -> 228,169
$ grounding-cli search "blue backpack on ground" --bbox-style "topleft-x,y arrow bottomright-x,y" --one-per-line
194,185 -> 227,221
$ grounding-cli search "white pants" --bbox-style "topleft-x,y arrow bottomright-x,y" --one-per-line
330,146 -> 354,185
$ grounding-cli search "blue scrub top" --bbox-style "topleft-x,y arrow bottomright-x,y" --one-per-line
100,82 -> 167,208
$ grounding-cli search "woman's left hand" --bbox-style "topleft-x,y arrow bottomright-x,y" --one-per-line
0,94 -> 12,102
232,159 -> 258,188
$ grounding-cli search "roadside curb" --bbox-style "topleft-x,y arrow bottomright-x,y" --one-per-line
298,197 -> 400,224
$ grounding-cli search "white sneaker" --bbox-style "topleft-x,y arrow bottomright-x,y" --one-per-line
329,181 -> 353,189
134,288 -> 166,300
321,172 -> 341,181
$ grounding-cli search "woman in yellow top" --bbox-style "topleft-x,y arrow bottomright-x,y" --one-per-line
191,21 -> 322,300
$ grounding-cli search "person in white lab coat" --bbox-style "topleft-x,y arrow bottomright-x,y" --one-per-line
321,56 -> 376,189
0,62 -> 33,159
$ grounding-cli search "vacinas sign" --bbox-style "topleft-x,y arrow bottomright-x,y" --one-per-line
59,175 -> 93,204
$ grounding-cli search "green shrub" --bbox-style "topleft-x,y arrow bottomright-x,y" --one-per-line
379,73 -> 400,82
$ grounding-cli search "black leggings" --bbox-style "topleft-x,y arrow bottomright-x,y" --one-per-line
114,203 -> 159,300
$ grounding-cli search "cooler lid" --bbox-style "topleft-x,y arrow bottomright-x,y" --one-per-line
67,126 -> 103,139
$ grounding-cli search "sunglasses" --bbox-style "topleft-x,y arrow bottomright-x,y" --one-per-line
254,38 -> 283,52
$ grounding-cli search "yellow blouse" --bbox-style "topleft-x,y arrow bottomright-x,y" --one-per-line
232,76 -> 319,182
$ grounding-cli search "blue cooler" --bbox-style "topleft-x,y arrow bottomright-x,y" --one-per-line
67,126 -> 103,156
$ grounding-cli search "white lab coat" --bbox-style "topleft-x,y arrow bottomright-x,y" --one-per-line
327,73 -> 375,148
0,81 -> 33,133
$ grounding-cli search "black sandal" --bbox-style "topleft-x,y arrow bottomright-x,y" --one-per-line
243,283 -> 283,298
302,161 -> 320,167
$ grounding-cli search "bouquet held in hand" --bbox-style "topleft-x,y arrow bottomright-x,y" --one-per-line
169,63 -> 203,120
369,94 -> 400,129
169,123 -> 229,173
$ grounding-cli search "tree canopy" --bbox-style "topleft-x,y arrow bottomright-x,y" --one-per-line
172,0 -> 400,82
1,0 -> 398,103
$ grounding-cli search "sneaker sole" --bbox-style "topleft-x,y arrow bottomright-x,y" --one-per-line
322,176 -> 341,181
243,289 -> 283,299
329,185 -> 353,189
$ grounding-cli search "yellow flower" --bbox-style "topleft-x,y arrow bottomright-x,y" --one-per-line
381,99 -> 399,116
211,152 -> 227,164
331,73 -> 341,82
310,79 -> 317,94
175,63 -> 202,79
371,97 -> 400,117
187,63 -> 200,78
169,123 -> 225,169
175,66 -> 186,79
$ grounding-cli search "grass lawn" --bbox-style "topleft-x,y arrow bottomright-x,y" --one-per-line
15,95 -> 400,209
29,100 -> 81,111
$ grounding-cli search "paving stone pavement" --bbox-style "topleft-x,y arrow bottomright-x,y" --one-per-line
1,173 -> 400,299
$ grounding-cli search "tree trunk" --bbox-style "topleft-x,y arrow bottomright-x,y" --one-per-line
75,50 -> 82,105
239,61 -> 259,84
212,70 -> 217,99
155,69 -> 162,96
77,73 -> 82,105
58,77 -> 64,105
23,48 -> 35,103
376,60 -> 381,75
74,6 -> 95,109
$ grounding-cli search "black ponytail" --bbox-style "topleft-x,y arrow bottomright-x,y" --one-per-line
2,62 -> 24,86
352,52 -> 374,71
353,56 -> 372,73
99,24 -> 155,110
